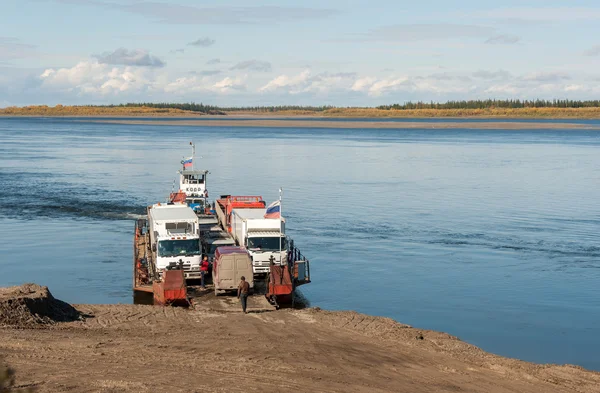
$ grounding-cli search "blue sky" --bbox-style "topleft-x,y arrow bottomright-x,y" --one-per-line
1,0 -> 600,106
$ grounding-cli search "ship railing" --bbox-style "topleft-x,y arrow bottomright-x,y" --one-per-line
287,239 -> 310,285
228,196 -> 264,203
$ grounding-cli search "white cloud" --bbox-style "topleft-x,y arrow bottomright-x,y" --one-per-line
260,70 -> 479,98
565,84 -> 586,92
483,80 -> 600,97
302,72 -> 356,94
5,56 -> 598,105
351,77 -> 377,92
39,61 -> 155,95
366,77 -> 413,97
260,70 -> 311,92
163,74 -> 246,95
350,74 -> 477,97
259,70 -> 356,95
213,76 -> 246,93
38,60 -> 246,98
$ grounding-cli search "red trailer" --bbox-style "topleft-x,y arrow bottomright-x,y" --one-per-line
215,195 -> 266,232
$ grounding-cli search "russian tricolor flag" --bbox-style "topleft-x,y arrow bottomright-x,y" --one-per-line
182,157 -> 192,168
264,200 -> 281,219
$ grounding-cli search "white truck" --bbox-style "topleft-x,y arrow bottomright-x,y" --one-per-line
230,208 -> 287,274
148,203 -> 203,280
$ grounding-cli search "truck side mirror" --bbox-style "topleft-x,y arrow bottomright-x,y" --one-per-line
152,243 -> 156,252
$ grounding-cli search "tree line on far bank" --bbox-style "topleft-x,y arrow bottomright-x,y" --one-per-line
105,100 -> 600,113
4,100 -> 600,117
107,103 -> 335,113
377,99 -> 600,110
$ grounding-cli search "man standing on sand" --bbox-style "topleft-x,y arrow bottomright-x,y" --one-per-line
237,276 -> 250,314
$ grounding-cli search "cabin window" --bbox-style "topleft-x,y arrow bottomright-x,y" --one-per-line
185,174 -> 205,185
165,222 -> 194,233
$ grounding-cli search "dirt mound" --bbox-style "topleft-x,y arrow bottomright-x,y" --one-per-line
0,283 -> 80,328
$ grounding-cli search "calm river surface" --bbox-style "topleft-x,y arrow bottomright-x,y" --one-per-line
0,117 -> 599,370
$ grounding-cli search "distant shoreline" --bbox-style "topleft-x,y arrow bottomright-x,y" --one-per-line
83,118 -> 600,130
4,105 -> 600,120
3,112 -> 600,121
2,111 -> 600,129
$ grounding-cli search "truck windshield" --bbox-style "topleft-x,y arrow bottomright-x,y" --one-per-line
158,239 -> 200,257
247,236 -> 287,252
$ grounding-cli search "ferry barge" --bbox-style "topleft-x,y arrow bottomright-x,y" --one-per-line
133,144 -> 311,310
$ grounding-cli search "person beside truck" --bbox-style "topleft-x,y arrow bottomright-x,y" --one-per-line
200,255 -> 209,289
237,276 -> 250,314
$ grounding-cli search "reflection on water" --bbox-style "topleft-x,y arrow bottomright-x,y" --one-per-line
0,118 -> 599,370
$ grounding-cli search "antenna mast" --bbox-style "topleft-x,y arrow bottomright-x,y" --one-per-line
190,141 -> 195,170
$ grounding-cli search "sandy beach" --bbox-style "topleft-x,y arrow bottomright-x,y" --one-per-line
86,118 -> 600,130
1,284 -> 599,393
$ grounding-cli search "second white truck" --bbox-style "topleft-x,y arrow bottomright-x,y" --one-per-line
230,208 -> 287,274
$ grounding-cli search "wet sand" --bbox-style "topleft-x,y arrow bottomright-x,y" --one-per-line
87,118 -> 600,130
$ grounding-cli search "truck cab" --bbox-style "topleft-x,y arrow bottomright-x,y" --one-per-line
148,203 -> 203,280
245,231 -> 288,273
230,208 -> 287,275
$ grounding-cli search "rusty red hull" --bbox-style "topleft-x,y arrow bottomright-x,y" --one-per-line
152,270 -> 189,307
267,265 -> 293,297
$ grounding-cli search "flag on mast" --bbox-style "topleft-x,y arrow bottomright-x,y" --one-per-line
264,200 -> 281,219
182,156 -> 193,169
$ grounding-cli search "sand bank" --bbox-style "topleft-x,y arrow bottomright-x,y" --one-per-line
87,118 -> 600,130
0,284 -> 598,392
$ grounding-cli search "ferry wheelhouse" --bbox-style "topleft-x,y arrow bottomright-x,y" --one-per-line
169,143 -> 211,214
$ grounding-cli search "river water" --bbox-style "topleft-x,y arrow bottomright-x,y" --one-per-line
0,117 -> 599,370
